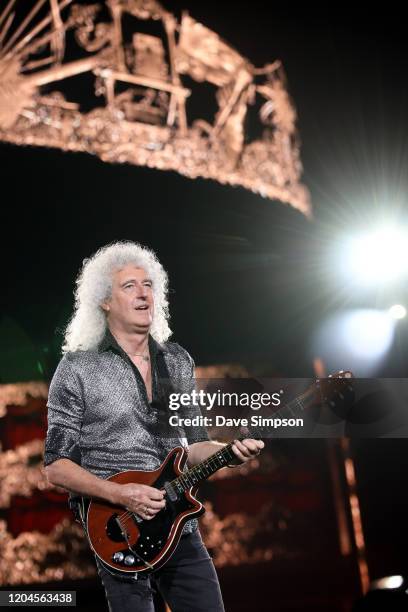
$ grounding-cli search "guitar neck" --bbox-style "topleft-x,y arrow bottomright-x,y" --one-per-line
171,443 -> 236,494
170,387 -> 315,494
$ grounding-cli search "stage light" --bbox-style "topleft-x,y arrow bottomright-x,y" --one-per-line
353,575 -> 408,611
388,304 -> 407,320
342,309 -> 394,359
371,575 -> 404,590
343,227 -> 408,286
313,309 -> 395,375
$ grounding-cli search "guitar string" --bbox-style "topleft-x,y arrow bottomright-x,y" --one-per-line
116,450 -> 231,524
111,379 -> 349,527
115,388 -> 317,525
116,445 -> 236,524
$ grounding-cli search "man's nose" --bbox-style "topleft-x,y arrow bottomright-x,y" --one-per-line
136,284 -> 148,297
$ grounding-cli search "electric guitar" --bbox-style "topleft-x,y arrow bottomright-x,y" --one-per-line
85,371 -> 353,576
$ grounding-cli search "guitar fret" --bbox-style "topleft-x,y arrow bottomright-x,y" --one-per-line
184,473 -> 193,487
170,444 -> 236,492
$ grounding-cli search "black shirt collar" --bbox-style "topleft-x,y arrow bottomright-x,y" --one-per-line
98,328 -> 165,357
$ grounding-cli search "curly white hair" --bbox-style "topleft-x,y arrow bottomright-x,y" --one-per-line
62,241 -> 171,353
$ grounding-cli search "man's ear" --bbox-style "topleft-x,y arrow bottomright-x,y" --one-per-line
101,302 -> 110,312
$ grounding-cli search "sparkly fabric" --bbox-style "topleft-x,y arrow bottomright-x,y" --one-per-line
44,330 -> 209,533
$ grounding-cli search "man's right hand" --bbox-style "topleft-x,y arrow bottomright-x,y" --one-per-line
116,483 -> 166,521
44,459 -> 166,521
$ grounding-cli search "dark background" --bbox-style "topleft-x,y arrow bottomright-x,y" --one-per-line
1,0 -> 408,608
2,0 -> 408,378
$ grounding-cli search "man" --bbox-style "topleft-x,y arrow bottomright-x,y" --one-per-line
44,241 -> 264,612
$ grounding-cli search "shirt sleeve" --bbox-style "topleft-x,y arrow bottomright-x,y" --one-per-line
182,353 -> 210,445
43,355 -> 84,467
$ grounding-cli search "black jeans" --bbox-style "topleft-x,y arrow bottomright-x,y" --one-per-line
95,530 -> 225,612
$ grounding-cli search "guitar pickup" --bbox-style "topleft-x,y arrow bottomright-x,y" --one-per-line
163,482 -> 178,502
114,516 -> 129,539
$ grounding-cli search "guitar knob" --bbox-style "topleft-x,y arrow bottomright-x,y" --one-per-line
124,555 -> 135,566
112,552 -> 124,563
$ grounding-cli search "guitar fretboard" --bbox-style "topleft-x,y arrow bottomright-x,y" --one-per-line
170,443 -> 235,494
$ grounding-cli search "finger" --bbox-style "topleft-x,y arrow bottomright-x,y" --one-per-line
242,439 -> 264,454
234,440 -> 252,457
246,438 -> 264,451
232,444 -> 247,463
145,487 -> 165,501
138,506 -> 157,520
134,506 -> 150,520
240,439 -> 259,453
147,503 -> 166,516
146,499 -> 166,510
141,494 -> 165,508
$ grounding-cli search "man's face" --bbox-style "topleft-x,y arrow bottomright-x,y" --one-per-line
103,265 -> 154,333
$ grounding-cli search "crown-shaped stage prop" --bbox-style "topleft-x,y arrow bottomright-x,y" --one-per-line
0,0 -> 310,215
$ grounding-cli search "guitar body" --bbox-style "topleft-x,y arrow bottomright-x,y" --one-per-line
86,447 -> 204,576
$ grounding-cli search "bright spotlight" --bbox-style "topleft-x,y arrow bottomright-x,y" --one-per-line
371,575 -> 404,590
313,309 -> 395,375
342,309 -> 394,359
389,304 -> 407,320
344,227 -> 408,286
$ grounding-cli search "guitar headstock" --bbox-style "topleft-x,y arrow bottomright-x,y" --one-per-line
238,370 -> 355,440
315,370 -> 354,410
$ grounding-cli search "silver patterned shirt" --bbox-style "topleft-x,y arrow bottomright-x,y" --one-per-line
44,330 -> 209,532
